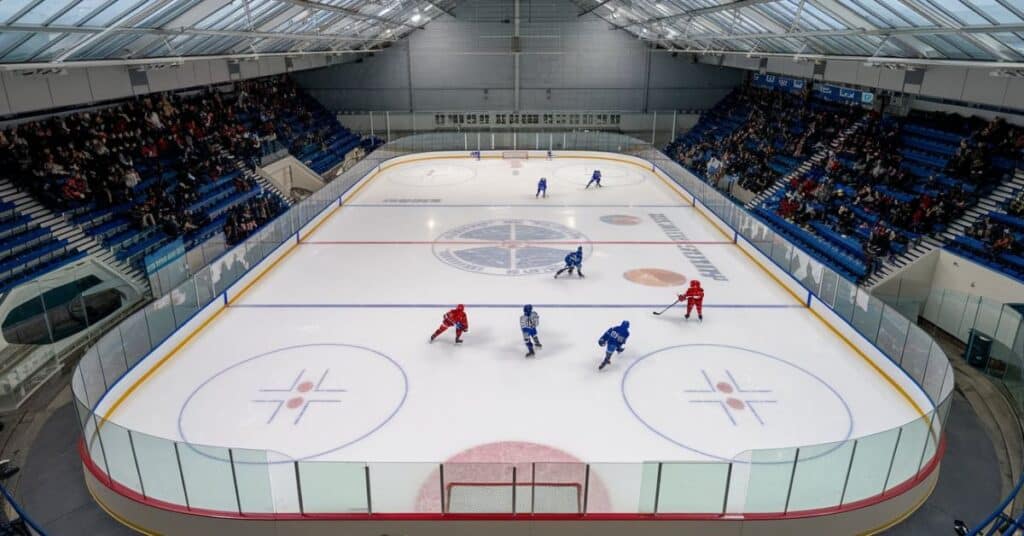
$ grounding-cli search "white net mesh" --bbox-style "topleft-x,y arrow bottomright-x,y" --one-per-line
447,483 -> 581,513
501,150 -> 529,159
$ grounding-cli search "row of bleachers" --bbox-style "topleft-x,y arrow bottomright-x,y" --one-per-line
0,75 -> 367,279
754,107 -> 1021,282
666,85 -> 865,197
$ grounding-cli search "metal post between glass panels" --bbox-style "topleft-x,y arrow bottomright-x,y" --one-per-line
839,440 -> 858,506
294,461 -> 305,515
783,448 -> 800,514
228,449 -> 242,514
127,431 -> 146,499
173,442 -> 191,510
882,428 -> 903,491
653,462 -> 663,514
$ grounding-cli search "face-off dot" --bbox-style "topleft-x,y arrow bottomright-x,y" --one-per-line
297,381 -> 314,393
726,398 -> 745,410
716,382 -> 734,394
287,397 -> 304,409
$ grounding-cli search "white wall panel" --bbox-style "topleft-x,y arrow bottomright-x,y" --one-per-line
823,60 -> 858,84
0,78 -> 11,116
961,68 -> 1008,107
88,66 -> 133,102
239,60 -> 259,79
210,59 -> 230,83
1006,78 -> 1024,110
146,67 -> 182,92
193,60 -> 212,85
47,69 -> 93,108
920,67 -> 967,100
878,68 -> 905,92
2,73 -> 53,114
767,57 -> 813,78
856,64 -> 881,88
261,56 -> 286,76
176,63 -> 197,88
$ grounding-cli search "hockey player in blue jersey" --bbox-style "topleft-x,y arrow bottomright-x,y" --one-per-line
598,320 -> 630,370
553,246 -> 584,278
536,177 -> 548,198
520,304 -> 542,357
585,169 -> 602,189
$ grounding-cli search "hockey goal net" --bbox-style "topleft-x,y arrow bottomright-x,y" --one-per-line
446,482 -> 582,514
501,150 -> 530,160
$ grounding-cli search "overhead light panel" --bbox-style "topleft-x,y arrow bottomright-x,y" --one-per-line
411,12 -> 421,22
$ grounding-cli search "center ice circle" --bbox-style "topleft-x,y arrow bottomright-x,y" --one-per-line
432,219 -> 591,276
553,163 -> 646,187
621,344 -> 853,462
178,343 -> 407,462
389,163 -> 477,187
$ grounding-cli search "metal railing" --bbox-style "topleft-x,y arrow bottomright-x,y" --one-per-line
69,133 -> 953,520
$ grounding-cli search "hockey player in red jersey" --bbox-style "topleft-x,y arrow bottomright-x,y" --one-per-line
678,280 -> 705,320
430,304 -> 469,343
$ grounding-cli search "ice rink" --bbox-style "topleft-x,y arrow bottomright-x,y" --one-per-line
98,154 -> 925,471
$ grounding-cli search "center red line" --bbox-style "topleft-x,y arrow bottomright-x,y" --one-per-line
301,240 -> 734,245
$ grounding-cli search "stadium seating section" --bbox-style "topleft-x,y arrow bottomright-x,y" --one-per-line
0,76 -> 372,293
668,85 -> 1024,283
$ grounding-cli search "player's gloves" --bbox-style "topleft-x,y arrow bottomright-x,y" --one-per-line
678,295 -> 686,302
598,338 -> 606,347
616,346 -> 625,353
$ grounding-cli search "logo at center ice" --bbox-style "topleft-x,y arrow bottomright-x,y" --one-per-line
432,219 -> 591,276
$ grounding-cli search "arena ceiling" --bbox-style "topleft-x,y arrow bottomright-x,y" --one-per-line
0,0 -> 1021,65
575,0 -> 1024,62
0,0 -> 455,64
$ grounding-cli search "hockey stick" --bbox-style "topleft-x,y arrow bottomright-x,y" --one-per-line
652,300 -> 679,316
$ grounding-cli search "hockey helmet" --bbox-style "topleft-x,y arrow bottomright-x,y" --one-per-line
524,304 -> 533,315
691,279 -> 701,288
456,304 -> 465,311
620,320 -> 630,329
576,245 -> 583,253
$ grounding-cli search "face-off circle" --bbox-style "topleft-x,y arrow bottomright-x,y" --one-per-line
600,214 -> 643,226
432,219 -> 591,276
389,163 -> 477,187
622,344 -> 853,462
623,268 -> 687,287
178,344 -> 407,462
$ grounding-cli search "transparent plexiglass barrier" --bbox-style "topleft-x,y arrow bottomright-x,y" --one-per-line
72,135 -> 953,517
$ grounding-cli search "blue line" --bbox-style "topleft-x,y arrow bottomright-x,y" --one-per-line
346,204 -> 690,208
231,303 -> 804,309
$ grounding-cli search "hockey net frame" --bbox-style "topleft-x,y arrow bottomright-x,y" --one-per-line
445,481 -> 583,514
501,150 -> 530,160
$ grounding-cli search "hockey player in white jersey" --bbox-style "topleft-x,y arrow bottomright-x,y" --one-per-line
520,304 -> 542,357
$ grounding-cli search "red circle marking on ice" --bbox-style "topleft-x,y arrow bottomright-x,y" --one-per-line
414,441 -> 612,513
287,397 -> 304,409
297,381 -> 314,393
716,382 -> 734,394
623,268 -> 687,287
726,398 -> 745,410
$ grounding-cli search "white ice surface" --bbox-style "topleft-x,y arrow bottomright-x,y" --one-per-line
102,156 -> 922,470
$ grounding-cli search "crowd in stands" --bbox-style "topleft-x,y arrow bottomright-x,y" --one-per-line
667,86 -> 861,195
0,76 -> 363,281
668,80 -> 1024,283
224,194 -> 285,246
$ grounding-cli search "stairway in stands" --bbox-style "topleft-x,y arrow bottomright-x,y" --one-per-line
864,167 -> 1024,287
0,178 -> 148,291
217,145 -> 294,206
745,117 -> 871,210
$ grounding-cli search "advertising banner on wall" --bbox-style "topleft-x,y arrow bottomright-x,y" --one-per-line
751,73 -> 807,94
814,83 -> 875,106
